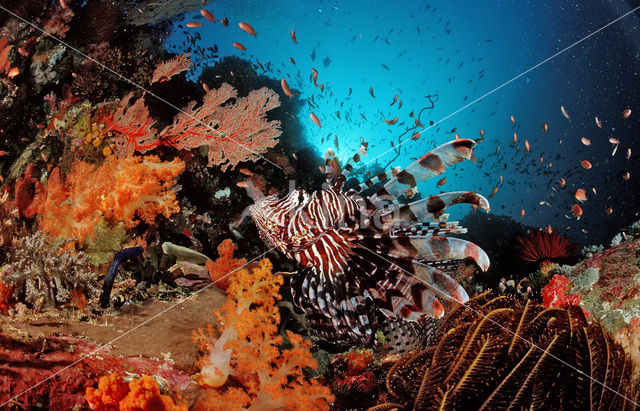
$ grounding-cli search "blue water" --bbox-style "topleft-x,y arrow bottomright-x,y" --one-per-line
165,0 -> 640,246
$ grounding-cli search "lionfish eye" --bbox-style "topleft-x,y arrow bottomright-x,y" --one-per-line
297,192 -> 305,204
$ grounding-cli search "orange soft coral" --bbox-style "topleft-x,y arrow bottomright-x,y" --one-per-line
39,155 -> 184,242
85,373 -> 186,411
205,239 -> 247,290
193,259 -> 334,411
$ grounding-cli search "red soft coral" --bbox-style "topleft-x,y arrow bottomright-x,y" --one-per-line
14,163 -> 47,218
39,156 -> 184,242
205,239 -> 247,290
0,278 -> 14,315
193,259 -> 334,410
85,374 -> 186,411
541,274 -> 583,309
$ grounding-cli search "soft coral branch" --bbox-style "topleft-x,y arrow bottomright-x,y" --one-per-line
193,259 -> 333,410
38,156 -> 184,242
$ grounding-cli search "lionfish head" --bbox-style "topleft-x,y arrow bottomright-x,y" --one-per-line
248,188 -> 310,252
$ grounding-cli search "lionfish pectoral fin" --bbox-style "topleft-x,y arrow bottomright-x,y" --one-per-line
360,235 -> 490,272
378,191 -> 490,230
292,267 -> 373,344
369,139 -> 477,208
368,261 -> 468,322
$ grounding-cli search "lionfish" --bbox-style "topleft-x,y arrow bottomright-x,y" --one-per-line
245,139 -> 490,345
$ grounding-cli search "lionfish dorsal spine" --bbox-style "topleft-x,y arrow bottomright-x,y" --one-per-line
368,139 -> 477,208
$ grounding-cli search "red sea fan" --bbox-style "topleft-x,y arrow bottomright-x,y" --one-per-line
516,228 -> 578,265
151,53 -> 192,84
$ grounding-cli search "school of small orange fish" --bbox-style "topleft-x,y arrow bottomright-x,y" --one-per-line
180,3 -> 635,237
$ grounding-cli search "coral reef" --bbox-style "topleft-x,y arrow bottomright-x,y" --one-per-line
205,239 -> 247,290
516,228 -> 578,274
193,259 -> 333,410
2,231 -> 96,308
85,374 -> 187,411
328,350 -> 382,409
541,274 -> 583,310
0,190 -> 19,249
373,293 -> 638,410
39,155 -> 185,243
0,331 -> 190,410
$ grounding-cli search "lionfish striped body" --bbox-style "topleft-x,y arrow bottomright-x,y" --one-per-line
249,139 -> 490,344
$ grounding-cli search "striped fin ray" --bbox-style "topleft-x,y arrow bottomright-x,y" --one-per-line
291,266 -> 373,344
347,166 -> 402,194
346,246 -> 468,320
391,221 -> 467,237
338,143 -> 368,183
359,235 -> 490,271
380,316 -> 441,354
378,191 -> 490,229
364,256 -> 469,321
369,139 -> 477,208
323,148 -> 339,185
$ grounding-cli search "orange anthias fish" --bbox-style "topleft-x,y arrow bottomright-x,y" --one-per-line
524,140 -> 531,153
574,188 -> 587,202
281,78 -> 293,98
369,86 -> 375,98
542,123 -> 548,133
510,114 -> 515,125
559,178 -> 566,187
310,112 -> 322,128
571,204 -> 583,219
489,187 -> 498,198
7,67 -> 19,78
291,29 -> 297,44
560,105 -> 571,121
410,132 -> 420,141
200,9 -> 216,22
580,160 -> 592,169
233,42 -> 246,51
512,132 -> 518,144
520,209 -> 525,218
384,117 -> 398,125
238,22 -> 256,36
595,116 -> 603,128
186,22 -> 203,28
436,177 -> 446,186
581,137 -> 591,146
622,108 -> 632,119
606,207 -> 613,215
